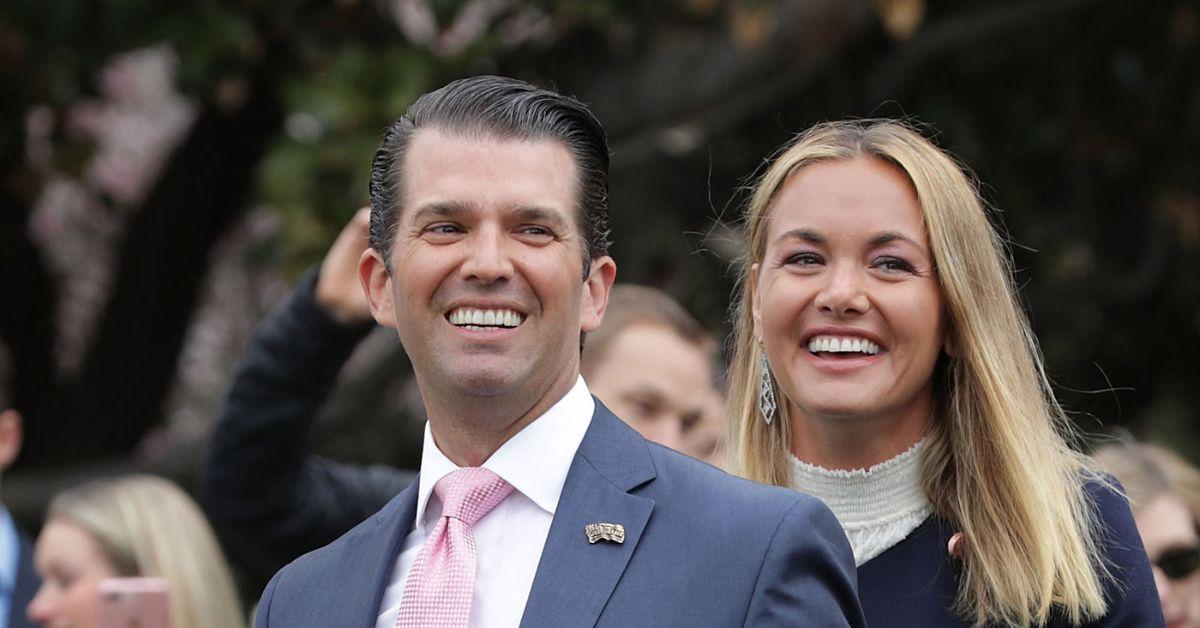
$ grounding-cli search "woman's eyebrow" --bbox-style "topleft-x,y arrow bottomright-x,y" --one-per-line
871,231 -> 927,252
774,228 -> 824,245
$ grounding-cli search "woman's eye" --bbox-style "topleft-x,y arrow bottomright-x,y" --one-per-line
785,252 -> 823,267
873,256 -> 914,273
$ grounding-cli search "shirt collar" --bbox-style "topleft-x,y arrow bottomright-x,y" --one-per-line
413,376 -> 595,533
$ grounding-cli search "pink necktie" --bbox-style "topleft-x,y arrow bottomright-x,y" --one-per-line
396,467 -> 514,628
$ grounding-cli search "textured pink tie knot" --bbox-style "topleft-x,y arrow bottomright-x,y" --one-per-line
396,467 -> 513,628
435,467 -> 515,526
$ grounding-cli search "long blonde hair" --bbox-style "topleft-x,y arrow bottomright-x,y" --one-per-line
47,475 -> 245,628
727,120 -> 1109,626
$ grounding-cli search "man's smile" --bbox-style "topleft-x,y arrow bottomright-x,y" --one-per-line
447,306 -> 526,330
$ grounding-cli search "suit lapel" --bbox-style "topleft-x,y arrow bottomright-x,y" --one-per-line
314,478 -> 420,628
520,402 -> 656,628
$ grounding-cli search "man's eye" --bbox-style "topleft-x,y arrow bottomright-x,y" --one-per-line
425,224 -> 462,235
520,226 -> 553,237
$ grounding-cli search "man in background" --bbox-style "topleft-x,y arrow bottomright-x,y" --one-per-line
580,284 -> 717,455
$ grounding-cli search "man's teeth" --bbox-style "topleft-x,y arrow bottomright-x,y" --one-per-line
448,308 -> 524,328
807,335 -> 881,355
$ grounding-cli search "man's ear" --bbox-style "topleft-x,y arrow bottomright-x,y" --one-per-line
359,248 -> 397,329
0,409 -> 23,471
750,263 -> 763,344
580,256 -> 617,333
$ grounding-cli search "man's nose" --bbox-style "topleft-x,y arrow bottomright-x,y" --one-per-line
814,263 -> 870,316
460,228 -> 514,284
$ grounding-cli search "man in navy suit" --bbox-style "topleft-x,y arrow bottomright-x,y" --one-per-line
255,75 -> 865,628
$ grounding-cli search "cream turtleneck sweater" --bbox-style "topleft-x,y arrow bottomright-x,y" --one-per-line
789,439 -> 932,566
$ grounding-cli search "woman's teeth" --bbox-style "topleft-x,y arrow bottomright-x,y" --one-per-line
807,335 -> 881,355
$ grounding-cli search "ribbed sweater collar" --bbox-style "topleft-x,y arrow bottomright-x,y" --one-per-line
789,438 -> 932,566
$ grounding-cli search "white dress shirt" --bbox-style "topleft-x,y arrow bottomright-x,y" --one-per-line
376,376 -> 595,628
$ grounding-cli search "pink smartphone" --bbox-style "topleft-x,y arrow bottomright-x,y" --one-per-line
97,577 -> 171,628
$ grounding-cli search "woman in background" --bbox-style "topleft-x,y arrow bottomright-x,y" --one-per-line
727,119 -> 1162,626
1094,439 -> 1200,627
26,475 -> 244,628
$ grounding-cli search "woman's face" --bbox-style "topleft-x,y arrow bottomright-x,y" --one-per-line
1136,493 -> 1200,628
752,157 -> 946,456
27,518 -> 119,628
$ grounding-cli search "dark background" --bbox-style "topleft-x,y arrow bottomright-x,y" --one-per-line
2,0 -> 1197,530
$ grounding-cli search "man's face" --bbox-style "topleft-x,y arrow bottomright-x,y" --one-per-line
363,129 -> 614,410
585,323 -> 713,452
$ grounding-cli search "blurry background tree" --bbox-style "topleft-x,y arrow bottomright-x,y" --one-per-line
1,0 -> 1197,537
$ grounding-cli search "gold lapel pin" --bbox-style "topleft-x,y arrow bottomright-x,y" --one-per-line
585,522 -> 626,544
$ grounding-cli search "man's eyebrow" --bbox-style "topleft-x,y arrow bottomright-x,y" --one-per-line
407,201 -> 474,224
510,205 -> 570,228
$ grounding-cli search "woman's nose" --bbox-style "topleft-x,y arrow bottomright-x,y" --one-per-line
814,264 -> 870,316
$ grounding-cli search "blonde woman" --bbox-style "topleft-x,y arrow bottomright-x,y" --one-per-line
727,119 -> 1163,626
1094,440 -> 1200,627
26,475 -> 244,628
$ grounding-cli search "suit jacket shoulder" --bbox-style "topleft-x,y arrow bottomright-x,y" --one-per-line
519,402 -> 863,627
258,483 -> 420,628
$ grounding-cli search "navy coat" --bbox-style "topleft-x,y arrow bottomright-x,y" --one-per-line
857,480 -> 1164,627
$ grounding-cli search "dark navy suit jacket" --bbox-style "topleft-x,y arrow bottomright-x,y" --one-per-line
255,404 -> 866,627
857,480 -> 1165,627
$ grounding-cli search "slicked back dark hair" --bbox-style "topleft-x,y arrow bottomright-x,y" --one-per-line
368,75 -> 612,276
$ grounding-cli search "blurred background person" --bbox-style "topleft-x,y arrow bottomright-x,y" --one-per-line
200,210 -> 724,588
581,283 -> 718,453
1094,439 -> 1200,628
1,370 -> 37,628
726,119 -> 1162,626
27,475 -> 243,628
682,388 -> 728,470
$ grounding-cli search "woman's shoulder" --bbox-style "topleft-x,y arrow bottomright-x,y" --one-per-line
1077,473 -> 1166,627
1082,474 -> 1131,514
1080,473 -> 1144,546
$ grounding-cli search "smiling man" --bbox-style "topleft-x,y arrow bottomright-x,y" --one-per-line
254,76 -> 865,628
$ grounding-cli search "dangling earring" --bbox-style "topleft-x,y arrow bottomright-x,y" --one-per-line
757,351 -> 777,425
